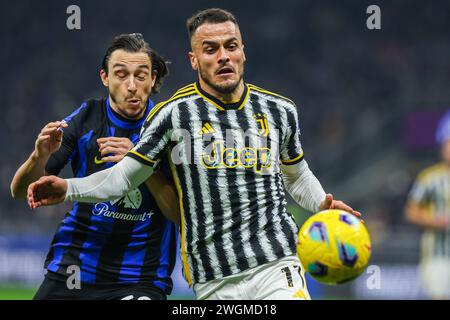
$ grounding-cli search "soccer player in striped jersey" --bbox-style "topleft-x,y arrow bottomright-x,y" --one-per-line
11,34 -> 179,300
27,9 -> 362,300
405,110 -> 450,299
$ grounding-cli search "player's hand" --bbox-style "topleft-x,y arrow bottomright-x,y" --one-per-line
430,215 -> 450,231
319,193 -> 363,221
27,176 -> 68,209
35,121 -> 68,158
97,137 -> 134,163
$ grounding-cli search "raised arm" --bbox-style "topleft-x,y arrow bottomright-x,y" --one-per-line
28,95 -> 175,209
11,121 -> 68,199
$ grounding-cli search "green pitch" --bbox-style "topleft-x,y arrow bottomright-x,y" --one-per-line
0,287 -> 36,300
0,287 -> 195,300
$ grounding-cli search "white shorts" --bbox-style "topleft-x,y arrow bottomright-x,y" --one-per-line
193,255 -> 311,300
420,257 -> 450,299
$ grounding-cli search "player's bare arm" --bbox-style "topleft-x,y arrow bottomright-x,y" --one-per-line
405,200 -> 450,231
10,120 -> 68,199
144,171 -> 181,225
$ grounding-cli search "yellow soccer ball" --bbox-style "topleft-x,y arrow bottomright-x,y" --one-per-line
297,209 -> 371,285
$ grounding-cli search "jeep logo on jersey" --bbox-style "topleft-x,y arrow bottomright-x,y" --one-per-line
201,140 -> 271,172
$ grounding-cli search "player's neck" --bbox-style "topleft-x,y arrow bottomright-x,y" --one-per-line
198,79 -> 245,104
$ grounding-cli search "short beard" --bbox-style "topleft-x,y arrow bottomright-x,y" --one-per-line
109,91 -> 147,120
199,64 -> 243,95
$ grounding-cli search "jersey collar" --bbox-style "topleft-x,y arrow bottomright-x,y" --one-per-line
194,81 -> 249,111
106,98 -> 153,130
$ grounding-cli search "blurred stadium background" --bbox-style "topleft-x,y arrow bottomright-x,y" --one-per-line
1,0 -> 450,299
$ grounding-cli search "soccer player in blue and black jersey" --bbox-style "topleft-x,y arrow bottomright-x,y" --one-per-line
11,33 -> 179,300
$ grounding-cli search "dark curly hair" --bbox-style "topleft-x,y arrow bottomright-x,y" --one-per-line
101,33 -> 169,94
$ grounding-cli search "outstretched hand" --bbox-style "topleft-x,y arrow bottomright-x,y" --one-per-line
319,193 -> 363,220
27,176 -> 68,209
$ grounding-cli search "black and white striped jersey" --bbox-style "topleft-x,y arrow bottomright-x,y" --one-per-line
408,163 -> 450,259
127,82 -> 305,286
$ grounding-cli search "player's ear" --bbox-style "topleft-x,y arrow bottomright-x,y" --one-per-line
242,44 -> 246,62
100,69 -> 109,87
189,51 -> 198,71
151,71 -> 157,88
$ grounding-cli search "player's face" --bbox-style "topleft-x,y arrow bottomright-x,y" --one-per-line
441,139 -> 450,164
100,49 -> 156,120
189,21 -> 246,96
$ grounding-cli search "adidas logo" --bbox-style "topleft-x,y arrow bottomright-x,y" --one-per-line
292,290 -> 307,299
199,122 -> 216,135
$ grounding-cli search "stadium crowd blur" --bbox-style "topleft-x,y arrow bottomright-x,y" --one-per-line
1,0 -> 450,298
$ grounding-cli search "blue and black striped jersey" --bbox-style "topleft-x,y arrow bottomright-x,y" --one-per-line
44,98 -> 177,293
